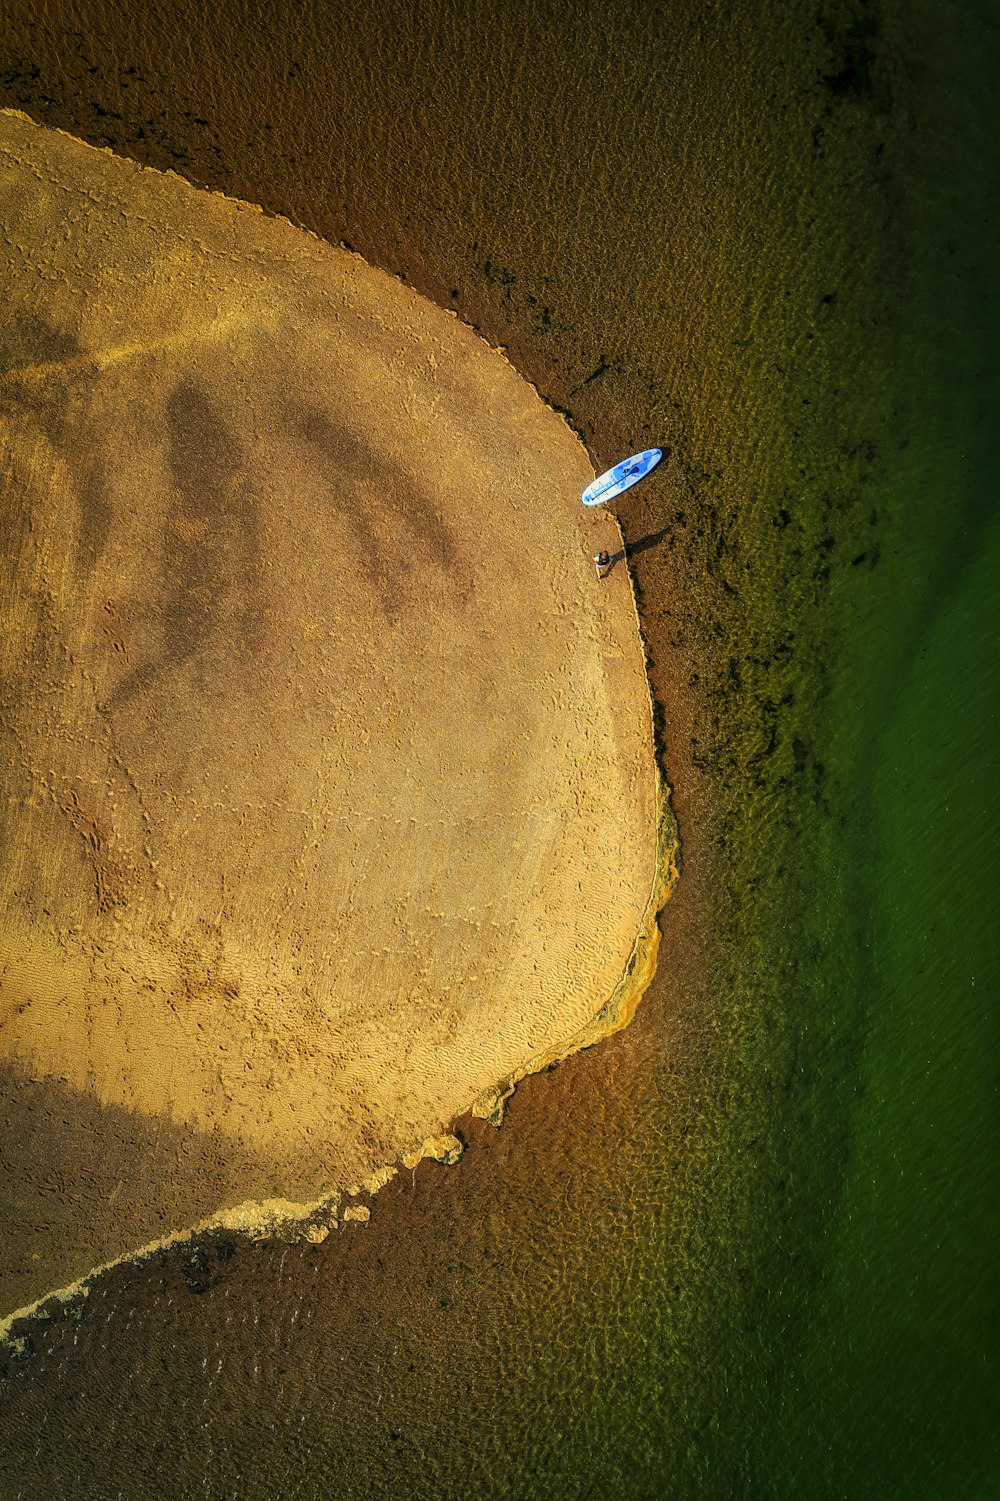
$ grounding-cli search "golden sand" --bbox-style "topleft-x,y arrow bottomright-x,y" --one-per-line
0,111 -> 666,1318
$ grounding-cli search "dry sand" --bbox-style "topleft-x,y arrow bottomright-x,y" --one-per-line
0,111 -> 664,1317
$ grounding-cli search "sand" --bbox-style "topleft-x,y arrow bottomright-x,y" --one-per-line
0,110 -> 663,1317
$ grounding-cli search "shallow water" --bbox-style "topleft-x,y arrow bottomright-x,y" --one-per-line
0,0 -> 996,1496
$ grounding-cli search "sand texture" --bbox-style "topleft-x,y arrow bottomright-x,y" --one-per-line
0,111 -> 659,1316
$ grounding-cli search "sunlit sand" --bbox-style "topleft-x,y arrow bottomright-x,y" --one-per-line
0,110 -> 665,1317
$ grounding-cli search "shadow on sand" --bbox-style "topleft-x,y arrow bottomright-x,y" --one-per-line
600,527 -> 670,577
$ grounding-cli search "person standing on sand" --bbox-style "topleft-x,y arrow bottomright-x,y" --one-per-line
593,549 -> 611,580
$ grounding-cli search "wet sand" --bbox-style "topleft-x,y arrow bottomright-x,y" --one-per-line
0,110 -> 664,1319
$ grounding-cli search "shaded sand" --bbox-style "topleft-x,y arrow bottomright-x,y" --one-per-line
0,110 -> 664,1317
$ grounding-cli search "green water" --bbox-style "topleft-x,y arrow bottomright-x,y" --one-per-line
0,1 -> 996,1497
797,516 -> 999,1498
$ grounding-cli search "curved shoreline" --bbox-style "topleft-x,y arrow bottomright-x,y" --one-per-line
2,758 -> 677,1345
0,108 -> 678,1337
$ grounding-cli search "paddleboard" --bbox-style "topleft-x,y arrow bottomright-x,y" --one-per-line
581,447 -> 662,507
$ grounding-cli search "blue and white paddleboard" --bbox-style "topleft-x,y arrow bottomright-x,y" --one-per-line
581,447 -> 662,507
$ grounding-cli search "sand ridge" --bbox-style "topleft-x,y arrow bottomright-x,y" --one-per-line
0,109 -> 664,1317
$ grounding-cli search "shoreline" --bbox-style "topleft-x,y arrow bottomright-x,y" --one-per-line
2,760 -> 678,1345
0,108 -> 678,1332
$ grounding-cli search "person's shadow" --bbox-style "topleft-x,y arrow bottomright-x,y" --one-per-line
601,527 -> 669,577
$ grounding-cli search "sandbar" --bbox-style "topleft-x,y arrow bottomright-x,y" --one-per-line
0,111 -> 664,1318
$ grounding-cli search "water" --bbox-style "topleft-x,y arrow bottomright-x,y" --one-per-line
795,513 -> 1000,1498
0,1 -> 996,1496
